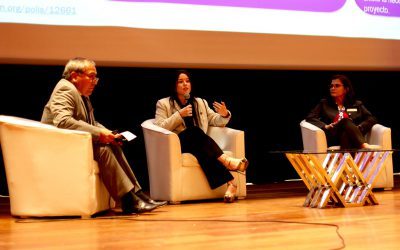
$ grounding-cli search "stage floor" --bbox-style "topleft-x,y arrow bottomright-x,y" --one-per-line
1,178 -> 400,249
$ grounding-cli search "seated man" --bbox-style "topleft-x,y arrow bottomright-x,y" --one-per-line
41,57 -> 167,214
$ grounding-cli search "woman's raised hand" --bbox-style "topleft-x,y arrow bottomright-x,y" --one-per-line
213,101 -> 229,117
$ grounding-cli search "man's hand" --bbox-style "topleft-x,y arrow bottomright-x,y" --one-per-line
99,129 -> 122,145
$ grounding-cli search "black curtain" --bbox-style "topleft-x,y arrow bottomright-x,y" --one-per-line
1,64 -> 399,195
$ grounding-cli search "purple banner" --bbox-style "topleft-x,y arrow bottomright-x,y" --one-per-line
355,0 -> 400,17
112,0 -> 346,12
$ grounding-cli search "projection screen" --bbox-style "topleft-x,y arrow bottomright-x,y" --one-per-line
1,0 -> 400,70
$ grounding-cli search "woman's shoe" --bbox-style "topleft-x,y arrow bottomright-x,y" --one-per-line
237,158 -> 249,172
224,156 -> 249,172
224,182 -> 237,203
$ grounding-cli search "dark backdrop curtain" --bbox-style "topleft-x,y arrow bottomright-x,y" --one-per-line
1,64 -> 399,195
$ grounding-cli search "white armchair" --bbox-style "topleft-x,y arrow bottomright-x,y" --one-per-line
141,119 -> 247,203
0,115 -> 112,218
300,120 -> 394,189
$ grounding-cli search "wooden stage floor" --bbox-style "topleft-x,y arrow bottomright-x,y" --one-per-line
1,178 -> 400,250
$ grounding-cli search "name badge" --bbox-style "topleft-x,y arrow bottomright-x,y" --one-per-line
347,108 -> 357,112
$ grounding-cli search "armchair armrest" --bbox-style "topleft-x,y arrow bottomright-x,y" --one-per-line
366,124 -> 394,189
141,119 -> 183,199
140,119 -> 182,162
300,120 -> 327,152
0,115 -> 105,216
207,126 -> 245,158
367,124 -> 392,150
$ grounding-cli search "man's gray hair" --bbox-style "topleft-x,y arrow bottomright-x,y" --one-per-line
62,57 -> 96,80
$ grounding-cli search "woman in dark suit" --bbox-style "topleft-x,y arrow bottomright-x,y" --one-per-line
154,70 -> 248,202
306,74 -> 377,149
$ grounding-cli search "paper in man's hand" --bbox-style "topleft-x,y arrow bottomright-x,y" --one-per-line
120,131 -> 137,142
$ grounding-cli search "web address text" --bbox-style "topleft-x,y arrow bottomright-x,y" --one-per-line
0,4 -> 76,16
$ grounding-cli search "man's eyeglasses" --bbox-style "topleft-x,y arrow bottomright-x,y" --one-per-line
329,83 -> 343,89
78,72 -> 99,83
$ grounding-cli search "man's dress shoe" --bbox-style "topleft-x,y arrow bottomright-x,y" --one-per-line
121,191 -> 159,214
136,190 -> 168,207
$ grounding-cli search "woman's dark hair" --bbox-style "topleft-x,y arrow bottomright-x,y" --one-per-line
169,69 -> 193,97
330,74 -> 356,106
169,69 -> 200,126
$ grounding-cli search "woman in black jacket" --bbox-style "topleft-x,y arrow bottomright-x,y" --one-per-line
306,74 -> 377,149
